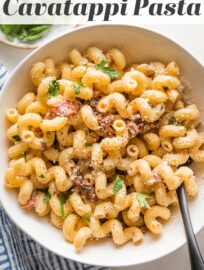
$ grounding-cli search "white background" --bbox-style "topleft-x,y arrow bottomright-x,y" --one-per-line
0,25 -> 204,270
1,0 -> 204,24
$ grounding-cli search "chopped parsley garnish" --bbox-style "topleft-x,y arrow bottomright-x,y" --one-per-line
73,81 -> 85,95
125,103 -> 129,109
47,80 -> 60,97
113,175 -> 123,194
136,193 -> 152,209
95,60 -> 119,80
12,135 -> 21,142
43,192 -> 51,203
59,193 -> 68,219
169,116 -> 180,126
39,174 -> 45,178
82,213 -> 90,222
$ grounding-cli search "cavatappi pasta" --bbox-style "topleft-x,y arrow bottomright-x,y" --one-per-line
5,47 -> 202,252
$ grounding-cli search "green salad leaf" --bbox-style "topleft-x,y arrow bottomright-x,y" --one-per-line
0,25 -> 52,42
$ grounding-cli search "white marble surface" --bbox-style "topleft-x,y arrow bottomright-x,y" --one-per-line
0,25 -> 204,270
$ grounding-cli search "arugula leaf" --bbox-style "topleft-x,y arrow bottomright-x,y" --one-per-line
27,25 -> 51,35
43,192 -> 51,203
113,175 -> 123,194
48,80 -> 60,97
136,193 -> 152,209
59,193 -> 68,219
0,25 -> 22,41
0,25 -> 52,43
169,116 -> 180,126
95,60 -> 119,79
74,81 -> 85,95
12,135 -> 21,142
18,25 -> 51,42
82,213 -> 90,222
18,32 -> 44,42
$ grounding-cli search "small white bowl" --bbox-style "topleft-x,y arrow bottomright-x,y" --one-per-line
0,25 -> 79,49
0,25 -> 204,268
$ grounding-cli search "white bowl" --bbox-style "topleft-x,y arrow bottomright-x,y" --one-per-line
0,25 -> 204,268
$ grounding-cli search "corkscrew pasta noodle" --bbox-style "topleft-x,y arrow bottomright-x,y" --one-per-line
4,46 -> 202,252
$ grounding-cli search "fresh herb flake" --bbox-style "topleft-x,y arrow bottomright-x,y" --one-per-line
39,174 -> 45,178
12,135 -> 21,142
47,80 -> 60,97
95,60 -> 119,79
82,213 -> 90,222
43,192 -> 51,203
169,116 -> 180,126
113,175 -> 123,194
73,81 -> 85,95
136,193 -> 152,209
59,193 -> 68,219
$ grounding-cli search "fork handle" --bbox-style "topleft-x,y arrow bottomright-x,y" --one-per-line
177,185 -> 204,270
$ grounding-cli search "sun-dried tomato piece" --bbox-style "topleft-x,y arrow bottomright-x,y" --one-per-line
46,100 -> 82,119
73,176 -> 97,201
97,113 -> 115,137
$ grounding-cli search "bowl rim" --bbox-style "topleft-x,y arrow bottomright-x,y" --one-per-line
0,23 -> 204,267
